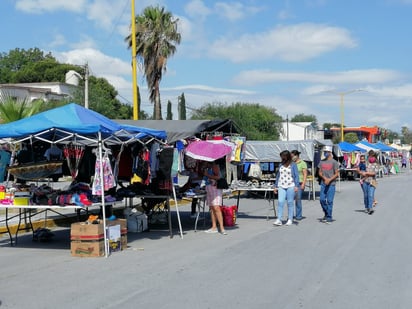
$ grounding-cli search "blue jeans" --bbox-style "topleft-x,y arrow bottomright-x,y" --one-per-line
277,187 -> 295,221
295,184 -> 304,219
319,183 -> 336,221
362,182 -> 375,209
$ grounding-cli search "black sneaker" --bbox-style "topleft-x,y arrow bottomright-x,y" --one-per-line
321,217 -> 327,222
368,209 -> 375,215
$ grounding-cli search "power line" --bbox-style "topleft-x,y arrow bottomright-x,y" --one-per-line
106,0 -> 130,44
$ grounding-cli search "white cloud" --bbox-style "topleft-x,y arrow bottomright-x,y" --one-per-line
15,0 -> 86,13
54,48 -> 131,81
214,2 -> 262,21
209,23 -> 357,62
233,69 -> 403,87
49,33 -> 66,48
162,84 -> 255,95
277,9 -> 294,20
184,0 -> 212,20
215,2 -> 244,21
366,84 -> 412,98
176,15 -> 195,42
69,35 -> 98,50
86,0 -> 122,30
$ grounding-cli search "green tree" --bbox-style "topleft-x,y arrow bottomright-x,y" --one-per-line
401,126 -> 412,144
71,76 -> 132,119
126,5 -> 181,120
0,94 -> 43,123
166,100 -> 173,120
291,113 -> 318,128
344,132 -> 359,143
191,102 -> 283,140
178,92 -> 186,120
0,48 -> 133,119
139,110 -> 151,120
322,122 -> 341,130
0,48 -> 80,83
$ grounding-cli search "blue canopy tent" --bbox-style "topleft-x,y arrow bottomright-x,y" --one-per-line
374,141 -> 397,152
355,140 -> 380,153
0,103 -> 168,257
0,103 -> 166,144
338,141 -> 366,153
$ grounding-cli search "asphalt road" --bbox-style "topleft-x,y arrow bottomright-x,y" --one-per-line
1,170 -> 411,309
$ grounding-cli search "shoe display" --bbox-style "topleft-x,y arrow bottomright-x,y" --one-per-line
273,219 -> 282,226
285,219 -> 293,226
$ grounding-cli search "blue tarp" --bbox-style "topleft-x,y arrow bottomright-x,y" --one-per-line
0,103 -> 166,142
338,141 -> 366,153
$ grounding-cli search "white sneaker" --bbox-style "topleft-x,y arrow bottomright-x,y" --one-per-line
285,219 -> 293,226
273,219 -> 282,226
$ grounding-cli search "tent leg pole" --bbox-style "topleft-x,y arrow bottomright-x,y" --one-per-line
171,179 -> 183,239
98,135 -> 109,258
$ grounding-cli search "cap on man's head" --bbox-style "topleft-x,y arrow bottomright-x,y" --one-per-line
323,145 -> 333,152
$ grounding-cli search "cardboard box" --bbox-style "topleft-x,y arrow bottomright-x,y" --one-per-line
71,240 -> 105,257
107,219 -> 127,230
71,219 -> 127,241
70,220 -> 128,257
71,222 -> 104,241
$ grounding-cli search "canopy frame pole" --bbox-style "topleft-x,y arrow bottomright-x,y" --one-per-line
98,133 -> 109,258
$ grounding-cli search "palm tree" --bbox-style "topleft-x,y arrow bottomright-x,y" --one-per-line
0,94 -> 43,123
126,5 -> 181,120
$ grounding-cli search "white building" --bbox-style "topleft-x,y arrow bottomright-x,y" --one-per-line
0,70 -> 81,103
279,121 -> 322,141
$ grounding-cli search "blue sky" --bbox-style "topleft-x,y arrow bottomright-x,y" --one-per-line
2,0 -> 412,132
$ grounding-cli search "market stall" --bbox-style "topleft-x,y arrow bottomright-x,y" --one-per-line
244,140 -> 335,200
0,103 -> 167,257
338,141 -> 365,180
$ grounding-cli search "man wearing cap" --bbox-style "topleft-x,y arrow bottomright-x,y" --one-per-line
317,146 -> 339,224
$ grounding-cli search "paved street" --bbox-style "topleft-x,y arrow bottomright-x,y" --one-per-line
1,170 -> 412,309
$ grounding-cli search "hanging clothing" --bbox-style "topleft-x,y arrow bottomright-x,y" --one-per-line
150,142 -> 160,178
0,150 -> 11,181
132,147 -> 150,185
92,152 -> 116,195
157,146 -> 174,180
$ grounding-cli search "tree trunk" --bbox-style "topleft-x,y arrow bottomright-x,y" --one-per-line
154,82 -> 162,120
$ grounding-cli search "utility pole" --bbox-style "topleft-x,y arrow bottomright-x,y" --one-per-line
84,62 -> 89,109
324,89 -> 365,142
131,0 -> 139,120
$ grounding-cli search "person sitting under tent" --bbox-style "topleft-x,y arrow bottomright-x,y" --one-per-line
44,145 -> 63,182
